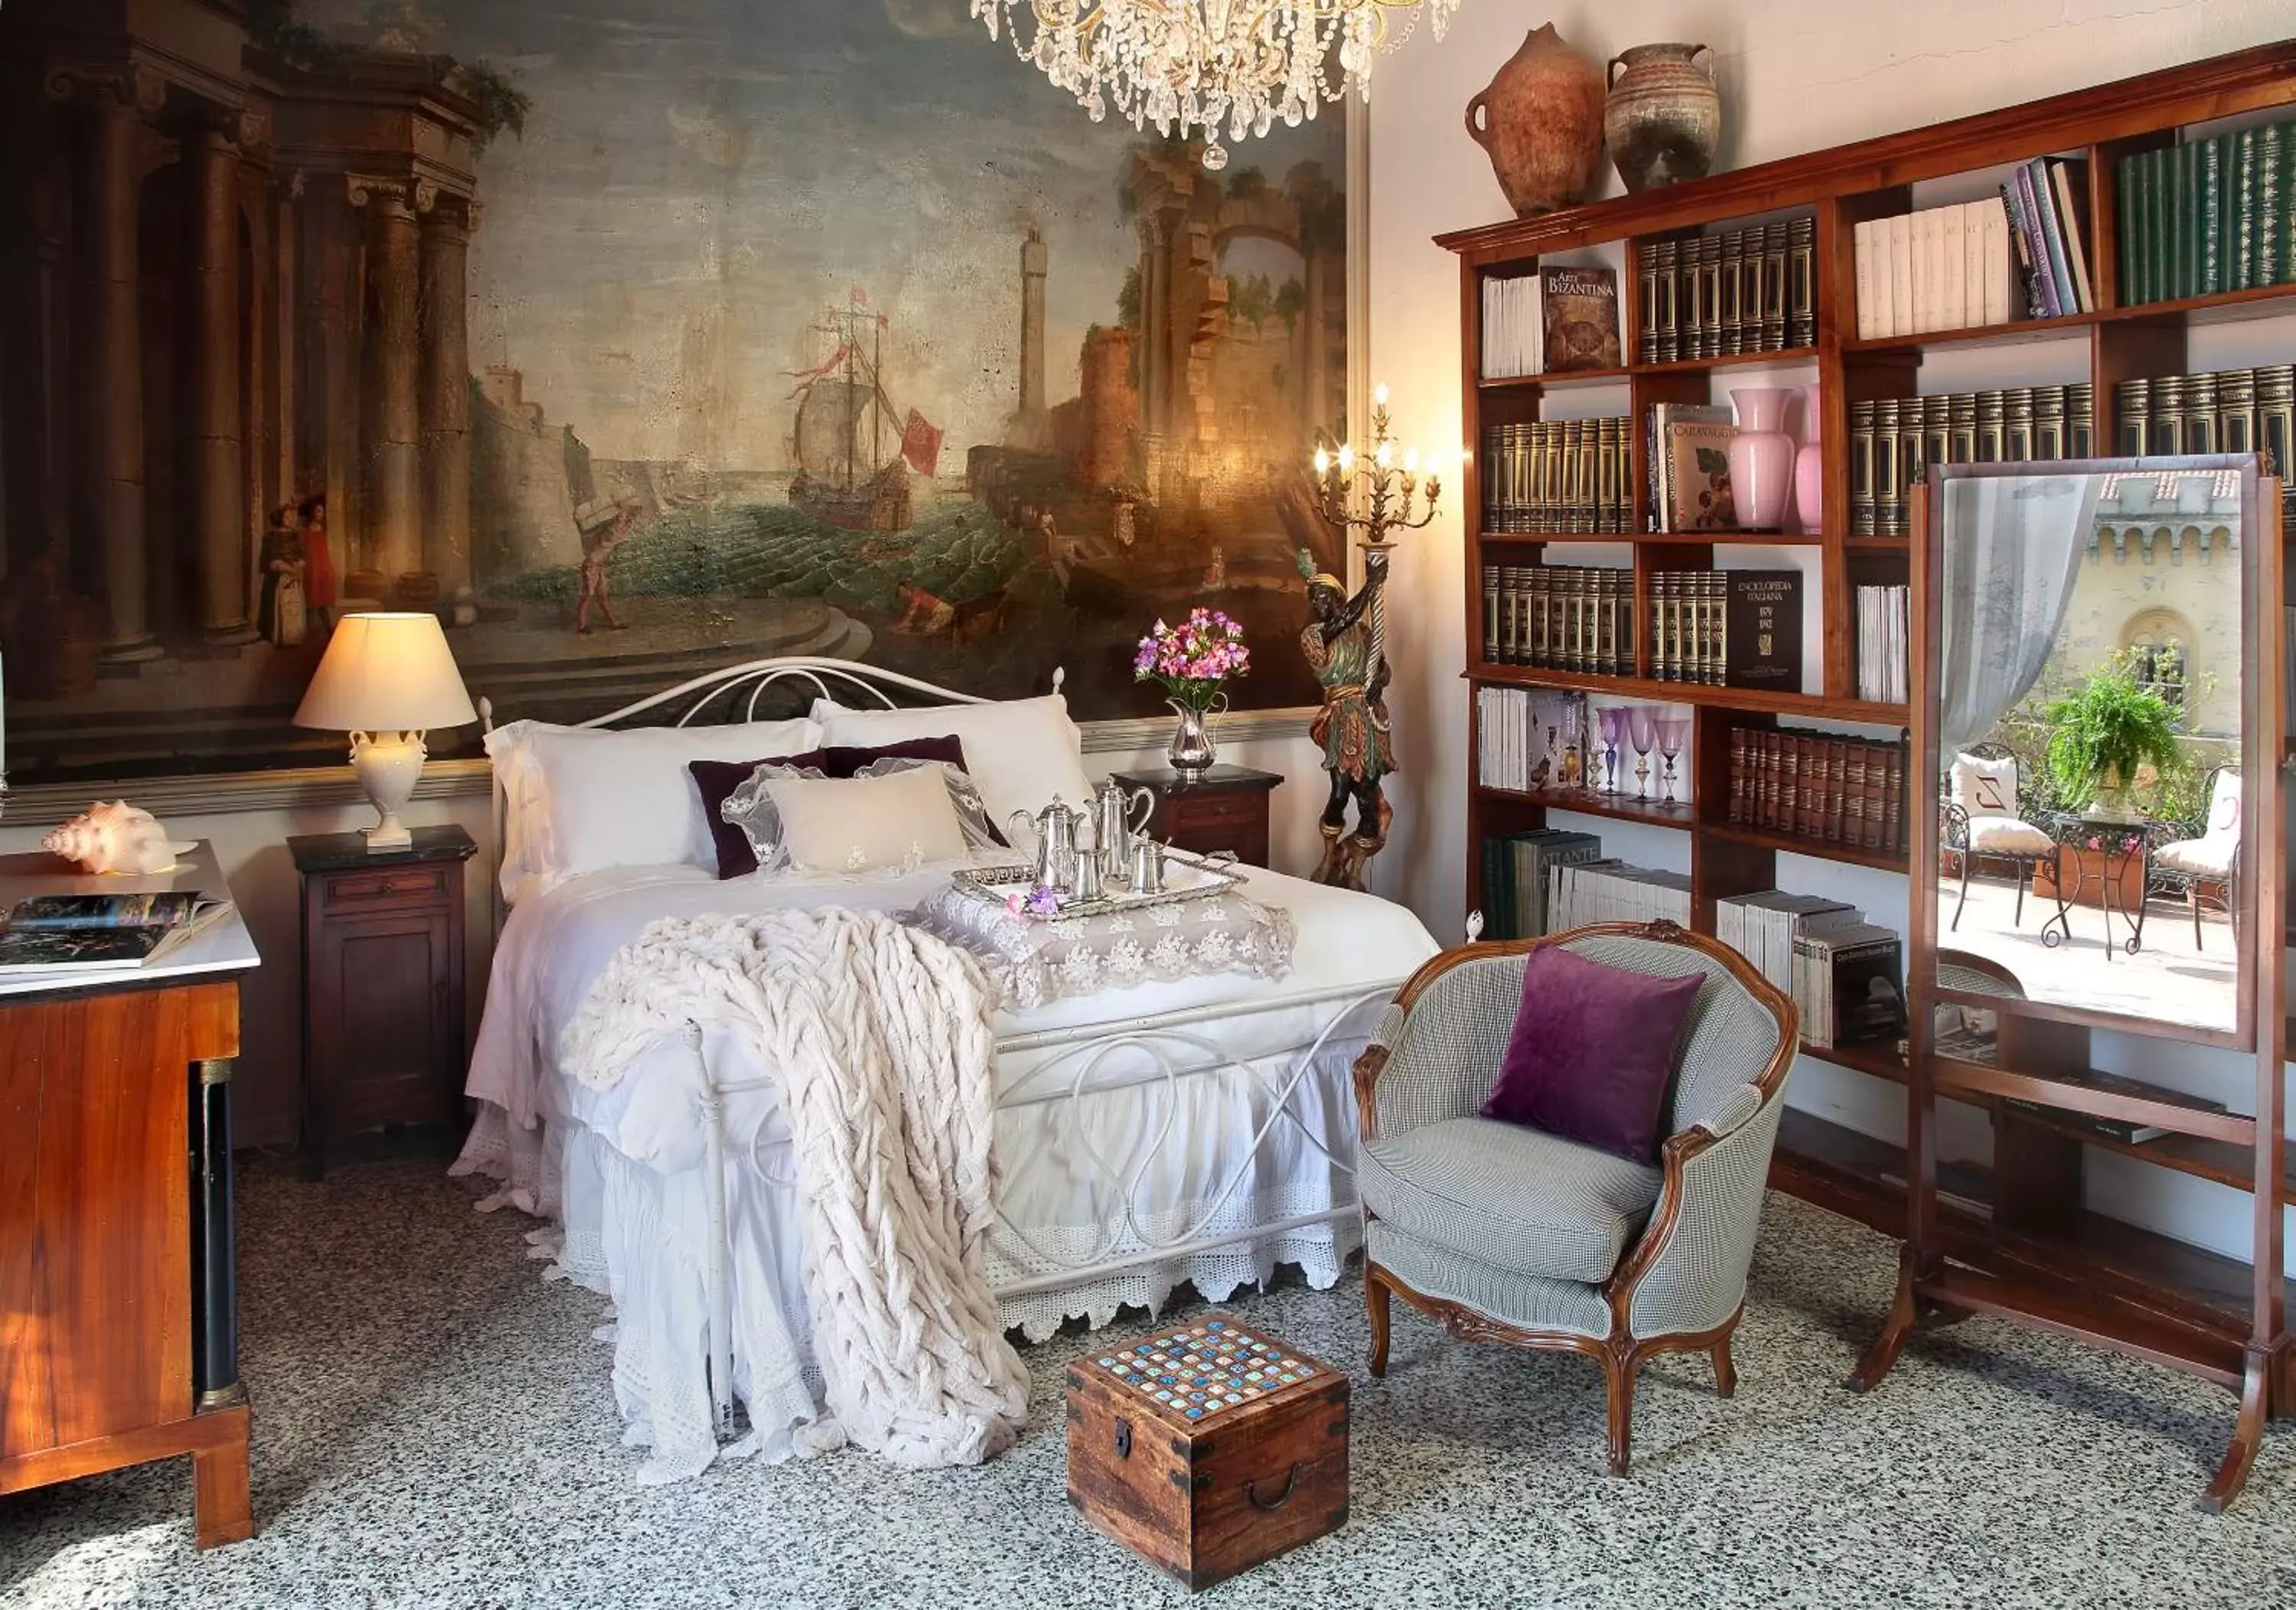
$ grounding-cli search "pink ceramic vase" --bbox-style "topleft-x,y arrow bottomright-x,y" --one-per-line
1794,383 -> 1825,533
1727,387 -> 1795,532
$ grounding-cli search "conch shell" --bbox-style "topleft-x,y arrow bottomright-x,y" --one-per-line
42,800 -> 196,876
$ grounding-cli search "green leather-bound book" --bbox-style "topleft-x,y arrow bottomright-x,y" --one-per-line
2179,139 -> 2203,301
2149,145 -> 2174,304
2232,127 -> 2258,292
2122,149 -> 2140,305
2117,150 -> 2140,305
2198,133 -> 2224,296
2272,119 -> 2294,286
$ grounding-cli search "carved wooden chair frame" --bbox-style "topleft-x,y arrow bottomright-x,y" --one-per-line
1350,921 -> 1797,1476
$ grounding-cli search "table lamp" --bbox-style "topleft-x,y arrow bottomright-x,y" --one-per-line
292,613 -> 478,852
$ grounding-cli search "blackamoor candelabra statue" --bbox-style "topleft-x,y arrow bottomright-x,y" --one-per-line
1299,385 -> 1441,890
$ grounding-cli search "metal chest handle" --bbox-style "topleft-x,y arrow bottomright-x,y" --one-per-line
1244,1462 -> 1301,1511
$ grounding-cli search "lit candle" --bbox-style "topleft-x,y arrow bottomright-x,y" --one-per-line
1373,382 -> 1389,407
1404,447 -> 1420,474
1375,441 -> 1394,470
1336,443 -> 1355,473
1313,446 -> 1330,475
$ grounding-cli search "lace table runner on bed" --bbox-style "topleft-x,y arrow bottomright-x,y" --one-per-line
908,883 -> 1296,1009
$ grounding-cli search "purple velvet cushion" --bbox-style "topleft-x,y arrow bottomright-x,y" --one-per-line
689,735 -> 996,878
1480,944 -> 1704,1163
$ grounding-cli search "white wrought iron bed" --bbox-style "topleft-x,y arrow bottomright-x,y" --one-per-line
454,657 -> 1440,1479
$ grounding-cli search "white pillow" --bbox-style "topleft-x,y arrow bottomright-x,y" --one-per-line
1949,752 -> 2019,821
485,716 -> 823,898
810,693 -> 1092,836
765,764 -> 968,873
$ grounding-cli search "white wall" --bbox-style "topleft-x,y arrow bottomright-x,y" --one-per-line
1366,0 -> 2292,1267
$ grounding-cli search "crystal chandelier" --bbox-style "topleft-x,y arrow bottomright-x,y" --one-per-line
970,2 -> 1462,170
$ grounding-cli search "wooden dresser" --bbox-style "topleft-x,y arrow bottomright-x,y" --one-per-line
0,842 -> 261,1547
290,825 -> 475,1176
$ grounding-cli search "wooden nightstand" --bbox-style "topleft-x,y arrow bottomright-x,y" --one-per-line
289,824 -> 476,1177
1109,764 -> 1284,869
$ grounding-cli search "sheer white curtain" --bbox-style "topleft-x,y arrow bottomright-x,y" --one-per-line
1936,474 -> 2101,754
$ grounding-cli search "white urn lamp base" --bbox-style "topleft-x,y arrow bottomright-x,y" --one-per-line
349,729 -> 428,852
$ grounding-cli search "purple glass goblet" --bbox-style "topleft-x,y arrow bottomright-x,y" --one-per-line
1655,715 -> 1691,805
1627,706 -> 1658,802
1597,706 -> 1629,794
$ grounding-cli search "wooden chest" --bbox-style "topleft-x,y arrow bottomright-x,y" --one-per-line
1065,1315 -> 1349,1592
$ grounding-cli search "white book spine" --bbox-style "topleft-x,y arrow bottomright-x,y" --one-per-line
1888,214 -> 1914,337
1854,220 -> 1878,341
1940,204 -> 1967,330
1958,202 -> 1986,331
1870,220 -> 1897,338
1981,200 -> 2011,327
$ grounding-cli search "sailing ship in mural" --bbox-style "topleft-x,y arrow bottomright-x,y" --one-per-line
0,0 -> 1349,781
788,300 -> 938,533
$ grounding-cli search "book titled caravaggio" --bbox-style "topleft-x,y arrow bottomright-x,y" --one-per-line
1539,266 -> 1623,373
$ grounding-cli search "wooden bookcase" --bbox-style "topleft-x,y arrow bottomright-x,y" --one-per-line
1440,41 -> 2296,1505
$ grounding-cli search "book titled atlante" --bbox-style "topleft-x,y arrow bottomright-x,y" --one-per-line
0,891 -> 234,974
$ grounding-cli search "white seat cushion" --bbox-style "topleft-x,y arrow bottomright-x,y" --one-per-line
1966,816 -> 2053,856
1358,1116 -> 1662,1286
2154,837 -> 2236,878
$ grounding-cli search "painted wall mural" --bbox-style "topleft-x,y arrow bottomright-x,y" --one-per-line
0,0 -> 1349,781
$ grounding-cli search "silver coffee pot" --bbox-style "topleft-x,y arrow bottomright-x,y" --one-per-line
1011,796 -> 1088,892
1092,779 -> 1155,881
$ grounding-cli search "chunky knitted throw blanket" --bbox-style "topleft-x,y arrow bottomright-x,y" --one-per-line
560,908 -> 1029,1468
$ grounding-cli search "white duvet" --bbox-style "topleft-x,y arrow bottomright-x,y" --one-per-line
466,853 -> 1438,1178
455,852 -> 1440,1480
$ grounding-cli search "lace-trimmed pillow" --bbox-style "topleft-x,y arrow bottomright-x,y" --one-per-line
722,758 -> 1000,875
722,760 -> 970,875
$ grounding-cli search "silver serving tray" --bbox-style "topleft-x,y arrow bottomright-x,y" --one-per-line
951,849 -> 1244,923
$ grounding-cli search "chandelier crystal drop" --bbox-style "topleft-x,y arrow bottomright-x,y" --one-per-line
970,2 -> 1463,170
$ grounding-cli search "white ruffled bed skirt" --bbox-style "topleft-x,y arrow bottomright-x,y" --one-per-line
452,1035 -> 1366,1483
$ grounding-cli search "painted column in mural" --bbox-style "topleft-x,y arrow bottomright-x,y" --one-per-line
357,177 -> 422,588
191,119 -> 252,643
420,193 -> 473,595
297,177 -> 360,582
66,70 -> 161,660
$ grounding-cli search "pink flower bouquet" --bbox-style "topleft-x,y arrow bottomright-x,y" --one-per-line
1134,608 -> 1251,714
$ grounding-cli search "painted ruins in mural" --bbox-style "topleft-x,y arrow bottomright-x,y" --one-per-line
0,0 -> 1349,781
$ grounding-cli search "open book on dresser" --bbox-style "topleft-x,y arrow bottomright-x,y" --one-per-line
0,891 -> 237,975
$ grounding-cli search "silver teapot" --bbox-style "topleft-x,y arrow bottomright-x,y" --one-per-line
1092,779 -> 1155,881
1011,795 -> 1087,892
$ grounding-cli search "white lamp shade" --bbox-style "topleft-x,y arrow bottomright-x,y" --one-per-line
293,613 -> 478,733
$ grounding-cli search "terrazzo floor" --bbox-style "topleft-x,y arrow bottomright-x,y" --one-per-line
4,1158 -> 2293,1610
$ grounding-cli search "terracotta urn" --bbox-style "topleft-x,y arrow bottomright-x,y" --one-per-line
1604,43 -> 1722,192
1466,24 -> 1606,217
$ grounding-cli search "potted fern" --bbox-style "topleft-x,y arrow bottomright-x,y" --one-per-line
2040,660 -> 2186,825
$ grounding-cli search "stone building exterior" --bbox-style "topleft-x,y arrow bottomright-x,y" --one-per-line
2051,469 -> 2245,741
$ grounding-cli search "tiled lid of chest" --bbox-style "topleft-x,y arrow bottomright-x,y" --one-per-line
1081,1315 -> 1337,1427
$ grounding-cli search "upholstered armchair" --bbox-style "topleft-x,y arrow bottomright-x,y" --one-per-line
1352,921 -> 1795,1476
2148,765 -> 2240,950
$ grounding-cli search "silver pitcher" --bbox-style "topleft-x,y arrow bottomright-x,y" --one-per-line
1092,779 -> 1156,882
1010,796 -> 1088,893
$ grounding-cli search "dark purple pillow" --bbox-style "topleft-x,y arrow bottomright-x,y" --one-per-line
688,735 -> 998,878
1480,945 -> 1704,1163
